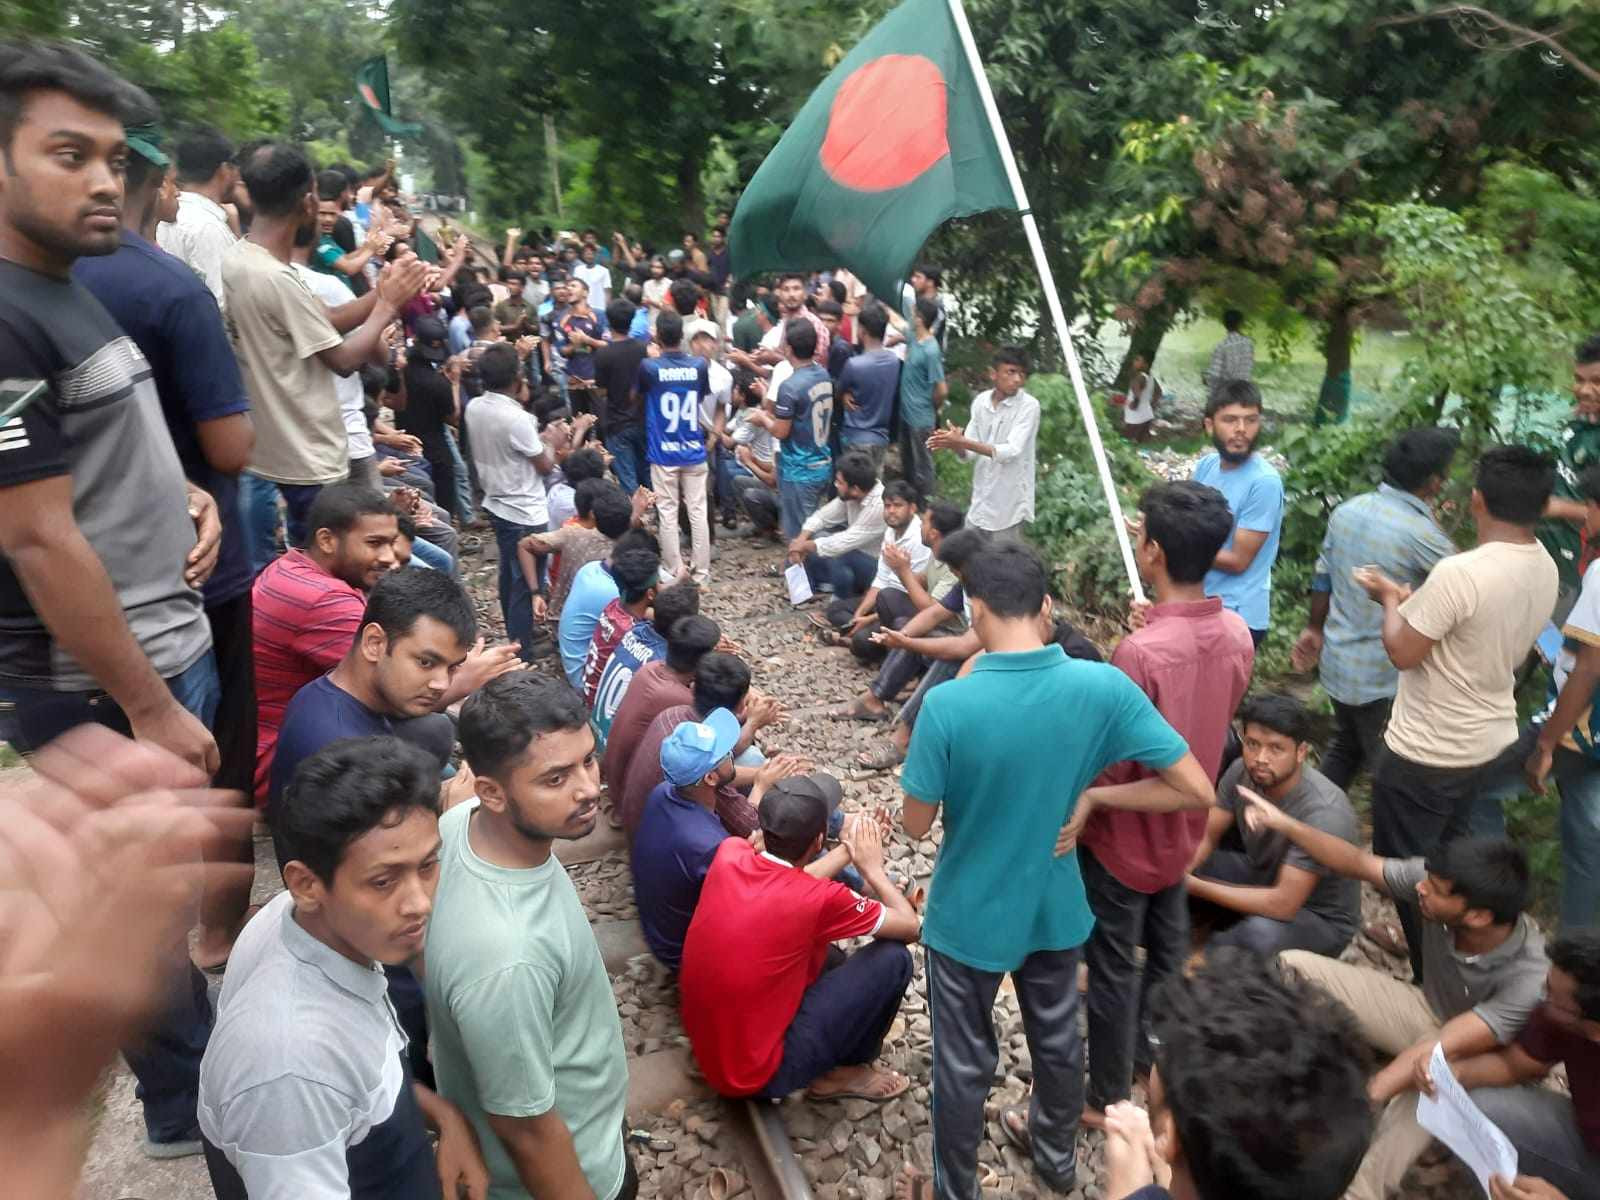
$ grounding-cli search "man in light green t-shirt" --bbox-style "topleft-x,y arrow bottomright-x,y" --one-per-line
898,298 -> 947,502
424,674 -> 634,1200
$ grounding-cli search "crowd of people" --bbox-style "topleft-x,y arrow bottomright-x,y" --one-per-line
2,35 -> 1599,1200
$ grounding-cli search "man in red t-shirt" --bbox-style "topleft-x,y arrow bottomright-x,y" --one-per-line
1073,481 -> 1254,1131
252,484 -> 398,803
580,537 -> 659,707
1452,930 -> 1600,1200
679,778 -> 920,1101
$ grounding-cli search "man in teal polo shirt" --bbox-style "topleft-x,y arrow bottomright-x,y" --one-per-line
900,542 -> 1216,1200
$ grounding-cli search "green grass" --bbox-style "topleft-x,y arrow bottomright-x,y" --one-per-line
0,744 -> 19,770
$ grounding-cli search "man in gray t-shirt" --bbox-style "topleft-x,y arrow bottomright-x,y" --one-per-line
1186,695 -> 1360,958
1239,788 -> 1548,1200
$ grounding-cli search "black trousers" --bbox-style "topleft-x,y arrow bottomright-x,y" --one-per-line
849,587 -> 920,664
1319,696 -> 1391,793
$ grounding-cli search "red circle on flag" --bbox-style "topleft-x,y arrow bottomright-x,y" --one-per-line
820,54 -> 949,192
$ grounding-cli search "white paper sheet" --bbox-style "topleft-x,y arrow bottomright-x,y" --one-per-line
784,562 -> 814,606
1415,1043 -> 1518,1195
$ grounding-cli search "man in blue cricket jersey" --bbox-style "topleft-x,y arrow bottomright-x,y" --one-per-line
749,318 -> 834,539
639,310 -> 713,585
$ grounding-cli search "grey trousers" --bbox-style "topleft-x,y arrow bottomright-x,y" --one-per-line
926,946 -> 1081,1199
1471,1085 -> 1600,1200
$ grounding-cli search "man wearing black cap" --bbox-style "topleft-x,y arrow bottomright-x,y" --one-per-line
678,779 -> 920,1102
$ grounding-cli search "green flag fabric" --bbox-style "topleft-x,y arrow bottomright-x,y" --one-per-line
356,56 -> 425,139
729,0 -> 1015,301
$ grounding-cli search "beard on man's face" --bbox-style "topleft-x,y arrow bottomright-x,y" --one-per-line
1212,427 -> 1259,465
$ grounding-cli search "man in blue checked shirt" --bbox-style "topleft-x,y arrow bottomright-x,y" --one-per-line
1291,428 -> 1458,792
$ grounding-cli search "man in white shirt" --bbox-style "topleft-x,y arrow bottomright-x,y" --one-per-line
574,243 -> 612,312
157,127 -> 239,310
464,343 -> 555,663
829,481 -> 931,661
789,451 -> 887,597
929,346 -> 1041,537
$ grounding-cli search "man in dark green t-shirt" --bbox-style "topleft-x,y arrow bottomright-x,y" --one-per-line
1538,335 -> 1600,620
730,294 -> 776,353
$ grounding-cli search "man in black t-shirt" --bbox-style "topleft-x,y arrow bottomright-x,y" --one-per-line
594,296 -> 651,495
399,315 -> 461,518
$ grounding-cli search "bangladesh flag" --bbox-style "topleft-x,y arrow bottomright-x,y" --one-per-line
729,0 -> 1015,301
356,56 -> 424,139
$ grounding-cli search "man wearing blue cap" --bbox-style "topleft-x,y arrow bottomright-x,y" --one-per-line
631,709 -> 812,969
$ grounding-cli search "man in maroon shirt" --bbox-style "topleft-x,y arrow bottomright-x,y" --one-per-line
618,653 -> 787,839
1453,929 -> 1600,1200
1072,481 -> 1254,1131
602,614 -> 722,798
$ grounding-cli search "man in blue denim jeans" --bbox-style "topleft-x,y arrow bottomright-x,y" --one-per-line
0,39 -> 230,1160
750,318 -> 834,538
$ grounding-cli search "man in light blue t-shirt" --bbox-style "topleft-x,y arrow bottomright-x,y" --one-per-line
1191,379 -> 1283,646
900,541 -> 1214,1200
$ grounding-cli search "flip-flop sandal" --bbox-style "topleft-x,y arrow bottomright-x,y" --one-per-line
894,1163 -> 935,1200
999,1105 -> 1032,1154
856,743 -> 906,771
829,700 -> 891,722
805,611 -> 835,630
1363,919 -> 1408,958
805,1069 -> 910,1103
814,628 -> 850,647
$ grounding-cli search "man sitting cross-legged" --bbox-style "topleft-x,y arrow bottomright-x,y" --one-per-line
617,651 -> 786,840
198,737 -> 488,1200
679,782 -> 920,1101
1185,692 -> 1361,959
812,481 -> 930,663
787,450 -> 886,599
1239,785 -> 1549,1200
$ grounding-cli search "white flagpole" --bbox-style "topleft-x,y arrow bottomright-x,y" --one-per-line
945,0 -> 1146,604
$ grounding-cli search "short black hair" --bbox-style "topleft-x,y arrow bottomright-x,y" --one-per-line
882,479 -> 919,508
1153,950 -> 1372,1200
817,298 -> 844,319
760,786 -> 828,864
1424,837 -> 1530,925
316,168 -> 348,201
171,125 -> 235,185
612,526 -> 659,558
546,267 -> 567,283
606,297 -> 634,332
240,141 -> 313,219
669,279 -> 700,317
477,342 -> 520,392
394,511 -> 418,541
913,296 -> 940,330
1206,378 -> 1263,418
1476,444 -> 1555,525
926,500 -> 965,537
835,450 -> 878,493
561,447 -> 607,486
360,563 -> 477,648
858,303 -> 889,342
692,651 -> 751,716
459,673 -> 590,780
826,279 -> 846,304
963,542 -> 1048,618
993,345 -> 1029,372
1382,428 -> 1459,493
468,305 -> 495,335
656,309 -> 684,348
591,484 -> 634,538
777,271 -> 807,286
785,317 -> 818,361
612,541 -> 661,604
665,614 -> 721,674
1549,929 -> 1600,1022
573,476 -> 609,521
1577,334 -> 1600,366
273,737 -> 440,883
307,482 -> 394,539
1237,693 -> 1314,744
936,526 -> 988,573
652,580 -> 701,637
0,39 -> 147,151
1223,308 -> 1245,331
1138,481 -> 1236,584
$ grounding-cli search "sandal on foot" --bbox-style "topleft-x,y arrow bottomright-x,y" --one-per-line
999,1105 -> 1032,1154
806,1068 -> 909,1103
894,1163 -> 934,1200
829,699 -> 891,722
856,743 -> 907,771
